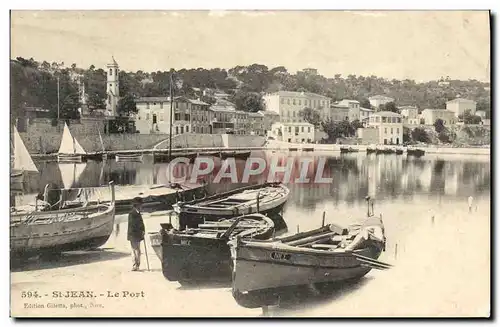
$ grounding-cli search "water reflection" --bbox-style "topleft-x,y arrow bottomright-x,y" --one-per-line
12,153 -> 490,207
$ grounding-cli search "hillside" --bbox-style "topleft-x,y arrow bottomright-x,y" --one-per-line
10,57 -> 491,120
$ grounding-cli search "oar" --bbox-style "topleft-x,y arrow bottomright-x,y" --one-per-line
353,253 -> 393,269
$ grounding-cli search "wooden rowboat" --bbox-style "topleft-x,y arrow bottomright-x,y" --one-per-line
229,212 -> 388,308
155,214 -> 278,284
173,183 -> 290,230
10,182 -> 116,256
115,153 -> 143,162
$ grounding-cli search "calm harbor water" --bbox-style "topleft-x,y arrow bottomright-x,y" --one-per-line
11,151 -> 491,316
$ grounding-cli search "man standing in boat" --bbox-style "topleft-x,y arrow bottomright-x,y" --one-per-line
128,197 -> 145,271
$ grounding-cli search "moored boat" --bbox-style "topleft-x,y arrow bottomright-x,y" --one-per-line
229,203 -> 389,308
173,183 -> 290,229
407,148 -> 425,157
156,214 -> 278,284
340,146 -> 359,154
10,182 -> 116,256
57,123 -> 87,163
11,125 -> 39,185
116,153 -> 144,162
69,182 -> 207,215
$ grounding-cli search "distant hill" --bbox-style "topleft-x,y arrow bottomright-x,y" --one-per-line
10,57 -> 491,119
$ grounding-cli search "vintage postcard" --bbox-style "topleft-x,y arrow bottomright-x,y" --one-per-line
9,10 -> 490,317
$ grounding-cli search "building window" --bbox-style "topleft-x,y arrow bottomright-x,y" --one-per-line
397,128 -> 399,133
384,128 -> 387,134
293,111 -> 296,117
109,84 -> 112,88
160,114 -> 164,121
308,127 -> 311,133
109,69 -> 112,76
288,126 -> 292,133
293,99 -> 296,105
391,128 -> 393,134
301,126 -> 304,132
298,100 -> 301,106
287,99 -> 290,105
186,126 -> 189,133
295,127 -> 299,134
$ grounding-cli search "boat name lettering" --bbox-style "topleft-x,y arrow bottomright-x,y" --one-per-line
270,252 -> 291,261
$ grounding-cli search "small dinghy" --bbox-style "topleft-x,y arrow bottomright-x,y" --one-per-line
154,214 -> 278,284
229,198 -> 390,308
173,183 -> 290,229
340,146 -> 359,154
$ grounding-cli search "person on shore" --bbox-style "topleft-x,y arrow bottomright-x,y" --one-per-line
128,197 -> 145,271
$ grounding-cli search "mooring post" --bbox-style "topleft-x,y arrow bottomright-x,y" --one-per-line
169,211 -> 172,224
297,225 -> 300,234
468,196 -> 473,213
322,211 -> 326,227
395,243 -> 398,260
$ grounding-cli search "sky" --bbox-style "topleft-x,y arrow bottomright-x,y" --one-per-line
10,10 -> 491,82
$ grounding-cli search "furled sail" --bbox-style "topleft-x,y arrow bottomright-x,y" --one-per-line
12,126 -> 38,172
58,122 -> 87,154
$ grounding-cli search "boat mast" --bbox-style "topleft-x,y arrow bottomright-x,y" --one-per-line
168,72 -> 174,163
57,76 -> 60,121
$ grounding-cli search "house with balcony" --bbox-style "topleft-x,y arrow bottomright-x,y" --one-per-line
134,96 -> 209,134
357,111 -> 403,145
400,106 -> 420,125
263,91 -> 331,123
269,122 -> 315,143
420,108 -> 457,126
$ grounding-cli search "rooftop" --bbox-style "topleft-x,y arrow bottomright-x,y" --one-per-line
273,121 -> 314,126
369,95 -> 394,101
372,111 -> 402,117
446,98 -> 477,104
360,107 -> 374,112
266,91 -> 330,99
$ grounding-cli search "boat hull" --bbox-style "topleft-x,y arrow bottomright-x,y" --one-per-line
10,171 -> 24,184
10,204 -> 115,256
230,241 -> 382,308
162,236 -> 234,283
178,201 -> 286,229
58,154 -> 85,163
116,153 -> 143,162
176,183 -> 290,229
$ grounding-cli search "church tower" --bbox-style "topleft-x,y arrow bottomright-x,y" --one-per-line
106,57 -> 120,116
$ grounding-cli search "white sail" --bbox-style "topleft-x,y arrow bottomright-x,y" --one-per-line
59,162 -> 87,189
98,129 -> 105,152
58,122 -> 86,154
13,126 -> 38,172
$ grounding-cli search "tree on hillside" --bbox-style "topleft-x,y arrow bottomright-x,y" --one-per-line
87,92 -> 106,110
380,101 -> 399,113
403,126 -> 411,144
360,98 -> 372,109
299,107 -> 322,128
321,119 -> 354,142
434,119 -> 445,134
411,127 -> 430,143
117,94 -> 138,116
230,91 -> 264,113
458,110 -> 482,125
350,119 -> 364,131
